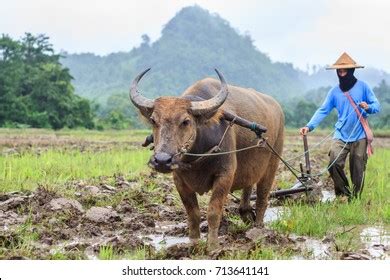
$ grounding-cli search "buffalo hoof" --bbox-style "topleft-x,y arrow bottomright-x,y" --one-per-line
254,221 -> 264,228
239,208 -> 256,224
207,237 -> 220,251
190,237 -> 200,245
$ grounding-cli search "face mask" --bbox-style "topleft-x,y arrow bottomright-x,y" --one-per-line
337,68 -> 357,92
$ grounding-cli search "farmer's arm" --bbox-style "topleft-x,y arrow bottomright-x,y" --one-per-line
362,83 -> 380,114
305,90 -> 334,132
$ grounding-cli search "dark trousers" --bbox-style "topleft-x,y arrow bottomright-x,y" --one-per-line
328,139 -> 368,199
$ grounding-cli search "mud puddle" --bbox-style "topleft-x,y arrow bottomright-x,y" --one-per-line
321,190 -> 336,202
154,221 -> 187,232
291,235 -> 331,259
146,206 -> 287,252
264,206 -> 287,223
360,226 -> 390,259
140,221 -> 190,251
142,234 -> 190,251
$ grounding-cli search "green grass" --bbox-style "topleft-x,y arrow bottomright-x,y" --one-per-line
241,149 -> 389,259
226,214 -> 252,234
1,128 -> 389,260
221,243 -> 296,260
0,147 -> 151,192
98,245 -> 116,260
98,245 -> 149,260
0,128 -> 150,143
0,128 -> 153,192
0,213 -> 39,259
270,148 -> 390,238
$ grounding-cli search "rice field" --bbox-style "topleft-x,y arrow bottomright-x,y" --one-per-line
0,128 -> 389,260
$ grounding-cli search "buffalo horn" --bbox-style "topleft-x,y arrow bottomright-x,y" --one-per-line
129,68 -> 154,116
190,69 -> 228,116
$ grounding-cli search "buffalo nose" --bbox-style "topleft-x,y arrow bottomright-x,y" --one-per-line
154,152 -> 172,165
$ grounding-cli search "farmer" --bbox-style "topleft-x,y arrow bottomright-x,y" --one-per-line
300,52 -> 380,200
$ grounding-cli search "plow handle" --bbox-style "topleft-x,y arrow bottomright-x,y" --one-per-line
302,134 -> 311,175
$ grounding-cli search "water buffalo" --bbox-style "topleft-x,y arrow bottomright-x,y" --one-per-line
129,69 -> 284,249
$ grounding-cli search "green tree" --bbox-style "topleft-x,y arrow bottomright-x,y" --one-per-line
371,80 -> 390,128
293,100 -> 318,128
94,93 -> 145,129
0,33 -> 94,129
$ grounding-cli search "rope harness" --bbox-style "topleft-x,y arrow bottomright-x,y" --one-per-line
177,108 -> 367,181
142,105 -> 369,192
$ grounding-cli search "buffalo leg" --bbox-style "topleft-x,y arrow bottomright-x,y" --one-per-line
173,175 -> 201,242
207,174 -> 233,249
238,184 -> 256,223
255,158 -> 279,227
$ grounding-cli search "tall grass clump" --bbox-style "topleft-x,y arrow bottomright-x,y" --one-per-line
271,148 -> 389,237
0,148 -> 151,192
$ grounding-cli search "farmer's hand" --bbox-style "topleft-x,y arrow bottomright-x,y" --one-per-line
359,102 -> 369,111
299,126 -> 309,135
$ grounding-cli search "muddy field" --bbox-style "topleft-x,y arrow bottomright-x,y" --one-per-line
0,130 -> 389,259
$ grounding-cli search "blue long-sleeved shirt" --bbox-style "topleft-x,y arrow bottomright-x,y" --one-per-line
306,80 -> 380,142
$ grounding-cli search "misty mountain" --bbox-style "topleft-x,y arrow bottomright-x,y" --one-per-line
61,5 -> 389,104
61,5 -> 306,102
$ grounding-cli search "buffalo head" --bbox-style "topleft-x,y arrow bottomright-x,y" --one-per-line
129,69 -> 228,173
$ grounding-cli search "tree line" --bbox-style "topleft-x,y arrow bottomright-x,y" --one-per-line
0,33 -> 94,129
1,33 -> 389,130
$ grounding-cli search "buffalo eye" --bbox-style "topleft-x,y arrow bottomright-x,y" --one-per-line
181,119 -> 191,127
149,117 -> 157,126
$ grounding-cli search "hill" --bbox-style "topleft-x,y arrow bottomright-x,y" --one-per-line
60,5 -> 389,129
61,5 -> 306,102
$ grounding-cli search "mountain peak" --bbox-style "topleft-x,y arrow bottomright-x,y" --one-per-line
161,5 -> 231,40
64,5 -> 306,100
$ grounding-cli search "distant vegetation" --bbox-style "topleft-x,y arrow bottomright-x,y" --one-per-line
1,6 -> 389,130
0,33 -> 94,129
62,5 -> 389,129
62,6 -> 306,102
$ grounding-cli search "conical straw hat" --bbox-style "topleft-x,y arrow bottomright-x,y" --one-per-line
326,52 -> 364,70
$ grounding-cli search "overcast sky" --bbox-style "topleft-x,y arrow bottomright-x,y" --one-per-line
1,0 -> 389,72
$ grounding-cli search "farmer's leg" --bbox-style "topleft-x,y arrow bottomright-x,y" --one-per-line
328,139 -> 351,197
349,139 -> 368,199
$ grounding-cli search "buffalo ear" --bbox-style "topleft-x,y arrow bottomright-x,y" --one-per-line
137,109 -> 154,125
138,107 -> 154,119
192,109 -> 224,125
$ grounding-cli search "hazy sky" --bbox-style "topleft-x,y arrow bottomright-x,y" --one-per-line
1,0 -> 389,72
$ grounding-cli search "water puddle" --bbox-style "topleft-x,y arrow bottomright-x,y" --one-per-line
321,190 -> 336,202
146,207 -> 288,251
301,238 -> 330,259
141,234 -> 190,251
360,226 -> 390,259
146,191 -> 332,251
264,206 -> 287,223
137,221 -> 190,251
154,221 -> 187,232
49,237 -> 99,260
291,235 -> 330,259
84,251 -> 99,260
